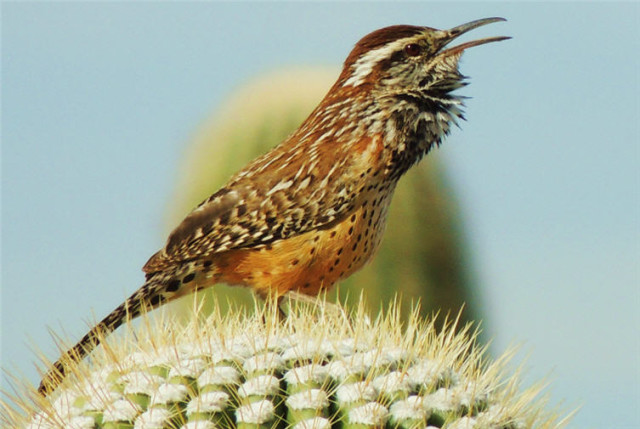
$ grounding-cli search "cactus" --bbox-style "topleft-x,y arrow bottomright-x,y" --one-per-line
165,68 -> 480,327
1,298 -> 567,428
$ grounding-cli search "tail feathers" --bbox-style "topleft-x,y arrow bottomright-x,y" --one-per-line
37,267 -> 201,396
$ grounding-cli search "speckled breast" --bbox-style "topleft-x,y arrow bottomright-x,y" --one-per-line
214,187 -> 395,297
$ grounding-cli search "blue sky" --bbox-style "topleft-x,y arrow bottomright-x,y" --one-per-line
2,2 -> 638,427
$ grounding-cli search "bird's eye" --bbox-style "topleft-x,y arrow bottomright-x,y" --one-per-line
404,43 -> 421,57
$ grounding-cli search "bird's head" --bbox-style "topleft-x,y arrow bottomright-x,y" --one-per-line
338,18 -> 509,100
319,18 -> 509,179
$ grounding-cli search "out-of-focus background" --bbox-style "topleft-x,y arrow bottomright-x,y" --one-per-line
2,3 -> 638,427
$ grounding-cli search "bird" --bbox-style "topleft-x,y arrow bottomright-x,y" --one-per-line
38,18 -> 508,396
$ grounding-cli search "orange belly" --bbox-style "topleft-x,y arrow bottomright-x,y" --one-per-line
215,192 -> 392,297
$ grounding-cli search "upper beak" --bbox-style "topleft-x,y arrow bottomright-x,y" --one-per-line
434,17 -> 510,56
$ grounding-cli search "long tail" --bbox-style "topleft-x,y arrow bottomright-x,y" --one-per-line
37,266 -> 200,396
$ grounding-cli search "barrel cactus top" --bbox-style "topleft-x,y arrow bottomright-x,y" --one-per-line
2,298 -> 567,428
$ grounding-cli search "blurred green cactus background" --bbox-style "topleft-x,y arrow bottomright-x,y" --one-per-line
166,68 -> 481,328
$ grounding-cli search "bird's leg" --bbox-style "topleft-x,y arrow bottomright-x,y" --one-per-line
276,294 -> 287,322
259,292 -> 286,326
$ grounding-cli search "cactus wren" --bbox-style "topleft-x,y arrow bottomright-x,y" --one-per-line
39,18 -> 508,395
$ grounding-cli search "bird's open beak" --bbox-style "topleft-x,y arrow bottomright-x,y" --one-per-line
435,17 -> 510,57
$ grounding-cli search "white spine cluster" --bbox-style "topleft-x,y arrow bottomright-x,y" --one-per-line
3,299 -> 565,429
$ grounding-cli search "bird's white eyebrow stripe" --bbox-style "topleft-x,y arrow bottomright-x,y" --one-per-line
343,37 -> 416,87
